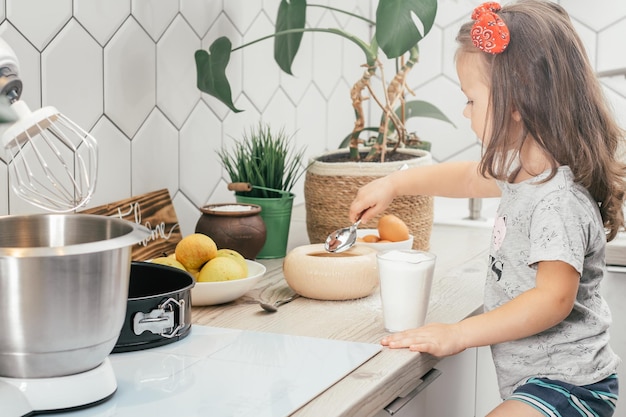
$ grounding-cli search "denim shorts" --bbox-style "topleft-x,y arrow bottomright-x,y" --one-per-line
508,374 -> 619,417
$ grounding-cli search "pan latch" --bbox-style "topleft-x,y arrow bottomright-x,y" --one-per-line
133,297 -> 186,338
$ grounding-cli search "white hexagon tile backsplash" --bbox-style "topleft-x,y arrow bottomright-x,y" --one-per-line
0,0 -> 624,239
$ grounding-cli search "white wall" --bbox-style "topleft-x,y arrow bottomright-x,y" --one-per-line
0,0 -> 625,236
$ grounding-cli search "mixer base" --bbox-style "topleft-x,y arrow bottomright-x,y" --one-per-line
0,358 -> 116,416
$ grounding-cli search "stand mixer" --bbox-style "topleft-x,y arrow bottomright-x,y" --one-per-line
0,38 -> 122,417
0,361 -> 117,416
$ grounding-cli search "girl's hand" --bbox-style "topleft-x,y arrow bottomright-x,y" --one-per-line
381,322 -> 466,358
382,261 -> 579,357
349,176 -> 396,224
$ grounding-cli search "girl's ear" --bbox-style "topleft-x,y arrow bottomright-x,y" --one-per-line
512,109 -> 522,122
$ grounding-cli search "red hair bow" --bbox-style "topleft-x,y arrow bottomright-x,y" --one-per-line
471,2 -> 510,54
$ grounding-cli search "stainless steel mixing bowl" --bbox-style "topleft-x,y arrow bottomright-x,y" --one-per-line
0,213 -> 150,378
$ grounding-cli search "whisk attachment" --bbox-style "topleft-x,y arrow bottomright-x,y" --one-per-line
0,37 -> 98,212
2,101 -> 98,212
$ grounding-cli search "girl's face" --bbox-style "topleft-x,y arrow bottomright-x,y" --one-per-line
456,53 -> 492,143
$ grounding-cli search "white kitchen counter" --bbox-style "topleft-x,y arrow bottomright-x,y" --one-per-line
47,326 -> 381,417
190,204 -> 493,416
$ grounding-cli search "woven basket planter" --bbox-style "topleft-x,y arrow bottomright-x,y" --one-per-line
304,148 -> 434,251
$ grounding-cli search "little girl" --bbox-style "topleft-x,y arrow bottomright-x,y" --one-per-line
349,1 -> 625,416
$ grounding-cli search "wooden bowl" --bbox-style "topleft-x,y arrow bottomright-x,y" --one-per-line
282,244 -> 378,300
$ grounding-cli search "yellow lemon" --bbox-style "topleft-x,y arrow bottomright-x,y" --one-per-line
215,248 -> 248,275
175,233 -> 218,270
187,268 -> 200,280
197,257 -> 246,282
151,256 -> 187,271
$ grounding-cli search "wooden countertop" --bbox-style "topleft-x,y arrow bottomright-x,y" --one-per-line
191,207 -> 492,417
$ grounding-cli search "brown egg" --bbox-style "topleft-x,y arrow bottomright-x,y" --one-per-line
362,234 -> 380,243
377,214 -> 410,242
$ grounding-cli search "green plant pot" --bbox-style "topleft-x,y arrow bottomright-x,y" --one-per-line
235,194 -> 294,259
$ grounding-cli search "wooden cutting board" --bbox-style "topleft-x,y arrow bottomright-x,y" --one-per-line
80,189 -> 182,261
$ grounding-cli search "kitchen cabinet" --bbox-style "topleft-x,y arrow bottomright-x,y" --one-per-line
423,347 -> 477,417
475,346 -> 502,415
602,266 -> 626,417
375,347 -> 492,417
373,368 -> 440,417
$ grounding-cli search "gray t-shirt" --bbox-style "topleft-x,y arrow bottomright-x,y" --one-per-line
486,166 -> 620,399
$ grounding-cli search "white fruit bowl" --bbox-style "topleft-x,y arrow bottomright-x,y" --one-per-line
191,259 -> 266,306
355,229 -> 414,251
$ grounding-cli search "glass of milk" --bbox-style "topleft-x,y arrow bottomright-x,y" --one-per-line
376,249 -> 436,332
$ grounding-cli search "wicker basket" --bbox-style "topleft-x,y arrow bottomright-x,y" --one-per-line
304,149 -> 434,251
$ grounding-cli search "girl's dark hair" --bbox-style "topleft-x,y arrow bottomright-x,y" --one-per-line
457,0 -> 626,241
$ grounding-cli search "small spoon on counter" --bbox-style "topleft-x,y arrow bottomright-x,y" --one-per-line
259,294 -> 300,313
324,217 -> 361,254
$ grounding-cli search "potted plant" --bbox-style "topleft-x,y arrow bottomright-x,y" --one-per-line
217,122 -> 306,259
195,0 -> 454,250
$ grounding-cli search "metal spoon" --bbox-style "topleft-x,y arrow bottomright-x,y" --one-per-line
324,165 -> 408,254
324,217 -> 362,253
259,294 -> 300,313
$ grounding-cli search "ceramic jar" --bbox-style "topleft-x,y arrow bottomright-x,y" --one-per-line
195,203 -> 266,259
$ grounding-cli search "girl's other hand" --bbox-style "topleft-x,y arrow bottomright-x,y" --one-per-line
381,322 -> 466,358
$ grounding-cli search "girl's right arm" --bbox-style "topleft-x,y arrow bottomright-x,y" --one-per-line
349,161 -> 501,224
382,260 -> 580,357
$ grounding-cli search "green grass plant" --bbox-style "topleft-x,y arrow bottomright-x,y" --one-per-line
218,123 -> 306,198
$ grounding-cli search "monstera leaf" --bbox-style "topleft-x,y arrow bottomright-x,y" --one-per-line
274,0 -> 306,75
337,100 -> 455,148
195,37 -> 241,113
391,100 -> 456,133
194,0 -> 451,156
375,0 -> 437,58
